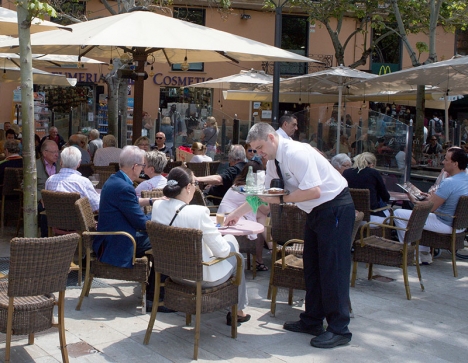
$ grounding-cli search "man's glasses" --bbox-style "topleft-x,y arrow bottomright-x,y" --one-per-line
191,181 -> 199,186
155,137 -> 164,140
247,149 -> 257,153
135,163 -> 146,168
44,150 -> 59,154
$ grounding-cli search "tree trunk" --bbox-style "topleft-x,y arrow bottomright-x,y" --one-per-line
17,3 -> 37,238
414,85 -> 426,162
103,58 -> 123,138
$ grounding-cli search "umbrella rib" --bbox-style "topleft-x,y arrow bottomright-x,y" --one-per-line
162,49 -> 173,66
216,51 -> 239,64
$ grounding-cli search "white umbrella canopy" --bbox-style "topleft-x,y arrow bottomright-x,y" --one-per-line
258,65 -> 378,153
0,6 -> 63,35
0,52 -> 106,67
353,55 -> 468,136
0,10 -> 318,141
190,69 -> 279,91
0,66 -> 76,86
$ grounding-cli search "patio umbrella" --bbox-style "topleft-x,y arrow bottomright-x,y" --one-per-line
0,6 -> 64,35
0,52 -> 106,67
0,9 -> 318,141
352,55 -> 468,138
189,69 -> 278,91
0,66 -> 76,86
258,65 -> 378,153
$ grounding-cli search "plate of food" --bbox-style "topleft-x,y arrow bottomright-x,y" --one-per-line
231,186 -> 290,197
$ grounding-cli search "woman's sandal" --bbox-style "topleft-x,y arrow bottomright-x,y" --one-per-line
256,262 -> 269,271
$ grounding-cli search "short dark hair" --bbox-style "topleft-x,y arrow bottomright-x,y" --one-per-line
5,129 -> 16,138
279,115 -> 296,127
448,147 -> 468,170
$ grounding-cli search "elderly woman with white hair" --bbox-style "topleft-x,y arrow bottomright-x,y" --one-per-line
342,152 -> 391,223
135,151 -> 168,197
331,153 -> 352,175
45,146 -> 101,212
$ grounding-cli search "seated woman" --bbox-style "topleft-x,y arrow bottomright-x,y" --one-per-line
190,142 -> 212,163
331,153 -> 352,175
151,167 -> 250,326
343,152 -> 391,224
135,151 -> 168,197
218,161 -> 270,271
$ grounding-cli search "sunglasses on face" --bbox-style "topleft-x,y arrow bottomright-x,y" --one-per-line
155,137 -> 164,140
247,149 -> 257,153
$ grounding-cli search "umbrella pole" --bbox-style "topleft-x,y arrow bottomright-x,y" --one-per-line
444,93 -> 449,143
336,85 -> 342,154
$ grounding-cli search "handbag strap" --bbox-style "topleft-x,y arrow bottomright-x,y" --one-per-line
169,204 -> 188,226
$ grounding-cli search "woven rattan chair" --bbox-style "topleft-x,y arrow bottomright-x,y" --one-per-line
351,202 -> 433,300
41,190 -> 83,286
163,160 -> 183,174
143,221 -> 242,360
208,161 -> 220,175
0,233 -> 79,363
91,165 -> 116,189
77,163 -> 94,178
420,196 -> 468,277
1,167 -> 23,237
267,204 -> 307,300
187,162 -> 209,177
270,211 -> 364,316
141,189 -> 164,214
74,197 -> 149,314
349,188 -> 392,239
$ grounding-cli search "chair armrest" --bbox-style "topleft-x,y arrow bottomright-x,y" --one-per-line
202,251 -> 243,286
359,221 -> 407,245
369,205 -> 393,213
82,231 -> 138,265
280,239 -> 304,268
432,211 -> 455,219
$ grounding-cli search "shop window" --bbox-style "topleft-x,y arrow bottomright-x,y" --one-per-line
172,7 -> 205,72
371,28 -> 402,74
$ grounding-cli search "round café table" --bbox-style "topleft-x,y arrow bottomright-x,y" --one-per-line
210,216 -> 264,236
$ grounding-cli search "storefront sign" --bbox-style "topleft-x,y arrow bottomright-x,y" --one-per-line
152,73 -> 213,87
52,72 -> 105,83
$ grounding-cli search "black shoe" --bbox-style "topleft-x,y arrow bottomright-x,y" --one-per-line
283,320 -> 325,336
310,331 -> 350,348
226,312 -> 251,326
145,300 -> 176,313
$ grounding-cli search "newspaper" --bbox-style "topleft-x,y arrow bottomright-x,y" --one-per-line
396,182 -> 426,201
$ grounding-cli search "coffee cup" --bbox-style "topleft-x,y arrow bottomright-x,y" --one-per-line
216,213 -> 225,226
270,178 -> 284,189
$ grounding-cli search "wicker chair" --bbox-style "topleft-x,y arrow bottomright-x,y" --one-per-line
74,197 -> 149,313
77,163 -> 94,178
187,162 -> 209,177
141,189 -> 164,214
143,221 -> 242,360
163,160 -> 183,174
41,190 -> 83,286
351,202 -> 433,300
1,167 -> 23,236
267,204 -> 307,300
91,165 -> 116,189
420,196 -> 468,277
270,211 -> 364,316
0,233 -> 79,363
349,188 -> 393,239
208,161 -> 221,175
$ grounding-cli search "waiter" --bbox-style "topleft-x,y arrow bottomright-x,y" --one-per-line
225,122 -> 355,349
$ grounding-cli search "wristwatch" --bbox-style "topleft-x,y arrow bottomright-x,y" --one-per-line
280,195 -> 284,205
149,198 -> 154,206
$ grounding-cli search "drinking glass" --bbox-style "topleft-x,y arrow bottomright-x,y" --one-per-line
89,174 -> 100,188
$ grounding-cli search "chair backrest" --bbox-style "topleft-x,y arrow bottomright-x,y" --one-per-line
141,189 -> 164,214
146,221 -> 204,281
187,162 -> 209,177
41,190 -> 81,231
208,161 -> 221,175
349,188 -> 371,222
108,162 -> 120,171
403,202 -> 433,244
74,197 -> 97,233
163,161 -> 183,174
190,187 -> 207,207
77,163 -> 94,178
2,167 -> 23,196
8,233 -> 79,297
351,211 -> 365,245
453,196 -> 468,230
91,166 -> 116,189
270,204 -> 307,244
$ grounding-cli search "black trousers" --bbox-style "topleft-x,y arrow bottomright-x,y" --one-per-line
300,200 -> 355,338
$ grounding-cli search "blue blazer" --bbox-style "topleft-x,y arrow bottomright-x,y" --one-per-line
93,171 -> 149,268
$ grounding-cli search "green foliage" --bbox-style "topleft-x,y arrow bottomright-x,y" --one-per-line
20,0 -> 57,20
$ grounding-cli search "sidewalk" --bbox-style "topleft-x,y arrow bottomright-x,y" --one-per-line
1,226 -> 468,362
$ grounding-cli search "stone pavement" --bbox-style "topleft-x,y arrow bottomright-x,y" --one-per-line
1,226 -> 468,362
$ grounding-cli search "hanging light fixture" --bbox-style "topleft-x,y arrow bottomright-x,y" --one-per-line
180,50 -> 190,72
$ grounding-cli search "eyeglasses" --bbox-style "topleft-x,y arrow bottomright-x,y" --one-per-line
191,181 -> 199,186
44,149 -> 59,154
135,163 -> 146,168
155,137 -> 164,140
247,149 -> 257,153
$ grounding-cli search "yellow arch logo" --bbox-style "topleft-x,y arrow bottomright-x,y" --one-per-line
378,65 -> 392,75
